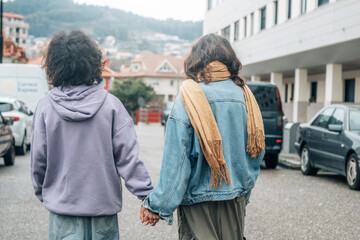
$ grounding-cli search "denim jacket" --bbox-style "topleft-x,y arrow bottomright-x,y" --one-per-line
142,79 -> 264,224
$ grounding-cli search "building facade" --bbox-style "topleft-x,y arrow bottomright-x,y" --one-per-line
121,54 -> 186,106
204,0 -> 360,122
3,12 -> 29,49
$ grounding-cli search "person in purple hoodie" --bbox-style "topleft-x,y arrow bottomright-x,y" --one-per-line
31,30 -> 158,240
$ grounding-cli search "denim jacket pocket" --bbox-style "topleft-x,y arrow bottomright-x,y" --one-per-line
94,214 -> 119,239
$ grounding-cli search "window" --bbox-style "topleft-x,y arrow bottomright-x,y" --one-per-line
288,0 -> 292,19
301,0 -> 307,14
310,82 -> 317,103
159,63 -> 172,72
260,7 -> 266,30
290,83 -> 294,102
243,16 -> 247,37
22,39 -> 26,44
234,21 -> 239,41
349,110 -> 360,131
170,79 -> 174,86
16,27 -> 20,33
311,108 -> 335,129
329,108 -> 345,126
285,84 -> 288,103
132,64 -> 140,72
318,0 -> 329,6
344,79 -> 355,102
250,13 -> 254,35
0,103 -> 13,112
22,28 -> 26,34
16,38 -> 19,43
221,26 -> 230,40
274,0 -> 278,25
151,80 -> 160,86
208,0 -> 212,11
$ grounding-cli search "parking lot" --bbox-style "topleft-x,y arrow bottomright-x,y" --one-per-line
0,123 -> 359,240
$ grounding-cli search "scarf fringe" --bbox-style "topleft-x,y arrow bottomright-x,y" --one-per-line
210,162 -> 231,189
246,128 -> 265,158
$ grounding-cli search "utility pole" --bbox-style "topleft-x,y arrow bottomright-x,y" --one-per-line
0,0 -> 3,63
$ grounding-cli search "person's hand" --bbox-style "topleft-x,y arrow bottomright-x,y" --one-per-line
140,206 -> 160,226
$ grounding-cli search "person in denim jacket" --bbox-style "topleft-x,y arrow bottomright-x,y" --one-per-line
141,34 -> 265,239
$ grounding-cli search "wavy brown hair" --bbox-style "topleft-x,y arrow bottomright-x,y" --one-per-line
184,33 -> 245,87
43,30 -> 104,87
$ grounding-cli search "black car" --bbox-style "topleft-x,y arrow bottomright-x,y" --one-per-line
0,112 -> 15,166
247,81 -> 284,169
294,104 -> 360,190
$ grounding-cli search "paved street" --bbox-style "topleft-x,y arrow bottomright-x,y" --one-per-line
0,123 -> 360,240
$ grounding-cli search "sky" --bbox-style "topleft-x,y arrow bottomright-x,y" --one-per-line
74,0 -> 206,22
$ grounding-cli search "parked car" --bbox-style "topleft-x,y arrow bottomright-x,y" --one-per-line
247,81 -> 284,169
0,97 -> 32,155
294,104 -> 360,190
161,102 -> 174,126
0,112 -> 15,166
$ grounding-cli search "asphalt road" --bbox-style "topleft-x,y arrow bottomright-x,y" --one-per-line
0,123 -> 359,240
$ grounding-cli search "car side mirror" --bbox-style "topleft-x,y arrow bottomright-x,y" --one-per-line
29,110 -> 34,116
5,119 -> 13,126
328,124 -> 342,132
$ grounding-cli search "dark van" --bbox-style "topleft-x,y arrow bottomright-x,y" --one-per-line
247,81 -> 284,168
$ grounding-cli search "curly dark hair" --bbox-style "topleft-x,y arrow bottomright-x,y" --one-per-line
43,30 -> 104,87
184,33 -> 245,87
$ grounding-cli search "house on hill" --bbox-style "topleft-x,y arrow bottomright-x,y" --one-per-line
121,54 -> 186,106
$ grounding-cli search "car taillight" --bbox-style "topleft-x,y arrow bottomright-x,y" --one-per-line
276,88 -> 283,131
276,139 -> 282,143
4,116 -> 20,121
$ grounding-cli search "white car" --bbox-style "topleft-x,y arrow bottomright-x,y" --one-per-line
0,97 -> 32,155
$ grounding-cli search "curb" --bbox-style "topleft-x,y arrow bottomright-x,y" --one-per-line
278,154 -> 301,170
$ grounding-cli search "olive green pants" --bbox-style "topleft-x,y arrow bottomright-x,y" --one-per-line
177,195 -> 246,240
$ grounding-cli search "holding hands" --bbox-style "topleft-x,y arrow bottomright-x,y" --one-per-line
140,206 -> 160,226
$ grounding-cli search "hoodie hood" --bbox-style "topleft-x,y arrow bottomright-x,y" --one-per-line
48,85 -> 107,121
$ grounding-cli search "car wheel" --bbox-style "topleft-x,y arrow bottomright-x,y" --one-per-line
346,153 -> 360,190
4,142 -> 16,166
300,145 -> 318,176
16,132 -> 27,155
265,154 -> 278,169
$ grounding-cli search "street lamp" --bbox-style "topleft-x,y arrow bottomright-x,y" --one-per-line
0,0 -> 3,64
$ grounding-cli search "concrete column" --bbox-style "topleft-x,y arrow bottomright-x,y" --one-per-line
293,68 -> 308,123
251,75 -> 261,82
248,13 -> 253,36
354,77 -> 360,103
271,72 -> 284,101
307,0 -> 317,12
325,64 -> 343,106
239,18 -> 245,40
229,23 -> 235,43
254,9 -> 261,34
278,0 -> 288,24
293,0 -> 301,18
267,2 -> 275,29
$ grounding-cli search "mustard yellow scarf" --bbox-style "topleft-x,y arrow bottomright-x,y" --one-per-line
181,61 -> 265,189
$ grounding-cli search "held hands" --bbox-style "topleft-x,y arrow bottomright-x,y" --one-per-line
140,206 -> 160,226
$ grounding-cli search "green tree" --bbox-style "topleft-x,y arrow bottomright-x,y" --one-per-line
110,80 -> 156,117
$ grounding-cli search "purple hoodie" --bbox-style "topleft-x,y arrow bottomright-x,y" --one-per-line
31,84 -> 153,216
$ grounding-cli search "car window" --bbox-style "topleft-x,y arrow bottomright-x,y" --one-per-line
328,108 -> 345,126
311,108 -> 335,129
0,114 -> 4,124
0,102 -> 13,112
349,110 -> 360,131
247,85 -> 277,111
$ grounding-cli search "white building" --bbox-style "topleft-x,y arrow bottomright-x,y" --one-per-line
3,12 -> 29,49
204,0 -> 360,122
